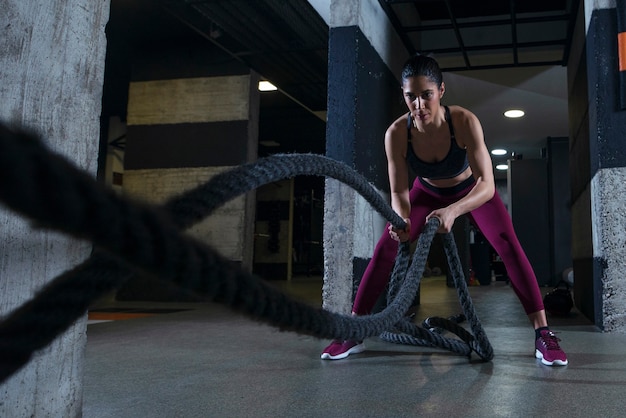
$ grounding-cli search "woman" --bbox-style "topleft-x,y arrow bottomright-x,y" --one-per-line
321,54 -> 568,366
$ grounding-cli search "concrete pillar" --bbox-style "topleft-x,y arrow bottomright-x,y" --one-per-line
322,0 -> 405,313
568,0 -> 626,330
0,1 -> 109,416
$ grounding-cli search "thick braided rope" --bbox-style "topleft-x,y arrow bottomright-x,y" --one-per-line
380,230 -> 494,359
0,124 -> 428,381
442,233 -> 493,358
0,123 -> 491,383
163,153 -> 405,230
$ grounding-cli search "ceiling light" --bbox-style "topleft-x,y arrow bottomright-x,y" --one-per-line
258,81 -> 277,91
491,149 -> 507,156
504,109 -> 524,118
495,164 -> 509,171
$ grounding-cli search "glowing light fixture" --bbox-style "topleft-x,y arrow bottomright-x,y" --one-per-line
491,149 -> 507,156
258,81 -> 277,91
504,109 -> 525,118
495,164 -> 509,171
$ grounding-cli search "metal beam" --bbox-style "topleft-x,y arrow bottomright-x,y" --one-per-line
510,0 -> 518,65
443,0 -> 470,67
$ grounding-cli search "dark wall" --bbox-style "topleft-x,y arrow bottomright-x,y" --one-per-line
326,26 -> 404,191
125,121 -> 250,168
122,45 -> 253,170
586,10 -> 626,173
509,158 -> 551,287
505,140 -> 572,290
326,27 -> 358,164
567,9 -> 594,322
130,41 -> 249,82
547,137 -> 572,286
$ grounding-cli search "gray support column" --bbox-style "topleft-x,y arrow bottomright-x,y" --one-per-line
568,0 -> 626,330
0,1 -> 109,416
322,0 -> 405,313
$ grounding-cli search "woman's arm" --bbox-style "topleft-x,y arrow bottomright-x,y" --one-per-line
384,120 -> 412,241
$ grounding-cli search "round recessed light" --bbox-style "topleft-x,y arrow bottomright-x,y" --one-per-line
495,164 -> 509,171
504,109 -> 524,118
491,149 -> 507,156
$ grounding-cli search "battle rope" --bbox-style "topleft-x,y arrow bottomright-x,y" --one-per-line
0,123 -> 492,383
380,232 -> 493,359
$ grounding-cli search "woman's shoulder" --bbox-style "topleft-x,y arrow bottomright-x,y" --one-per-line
447,105 -> 481,128
386,113 -> 410,136
447,104 -> 476,118
446,105 -> 485,147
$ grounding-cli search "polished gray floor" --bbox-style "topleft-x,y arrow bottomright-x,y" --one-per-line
83,277 -> 626,418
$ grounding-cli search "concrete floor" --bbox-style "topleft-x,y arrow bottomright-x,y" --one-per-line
83,277 -> 626,418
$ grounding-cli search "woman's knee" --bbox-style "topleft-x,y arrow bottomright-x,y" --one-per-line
491,233 -> 521,259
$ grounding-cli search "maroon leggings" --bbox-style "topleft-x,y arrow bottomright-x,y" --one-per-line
353,176 -> 544,316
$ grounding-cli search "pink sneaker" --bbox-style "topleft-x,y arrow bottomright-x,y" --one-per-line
535,330 -> 568,366
320,339 -> 365,360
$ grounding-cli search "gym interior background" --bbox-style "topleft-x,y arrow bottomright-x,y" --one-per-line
3,0 -> 626,416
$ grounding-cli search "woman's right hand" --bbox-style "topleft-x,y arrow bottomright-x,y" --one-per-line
389,218 -> 411,242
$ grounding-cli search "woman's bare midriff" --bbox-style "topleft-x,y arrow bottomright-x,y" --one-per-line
421,166 -> 473,188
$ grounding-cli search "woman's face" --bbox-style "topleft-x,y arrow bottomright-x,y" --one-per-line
402,75 -> 444,125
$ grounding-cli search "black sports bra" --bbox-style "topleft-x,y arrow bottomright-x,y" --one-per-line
406,106 -> 470,180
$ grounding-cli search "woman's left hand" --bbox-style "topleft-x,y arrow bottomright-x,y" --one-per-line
389,218 -> 411,242
426,208 -> 457,233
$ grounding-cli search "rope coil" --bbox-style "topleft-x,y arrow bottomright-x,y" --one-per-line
0,123 -> 492,384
